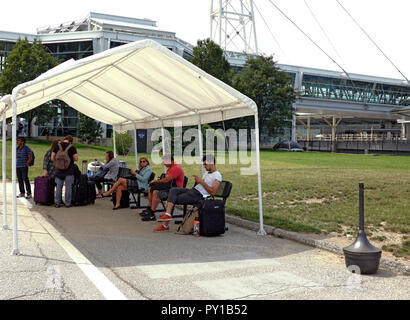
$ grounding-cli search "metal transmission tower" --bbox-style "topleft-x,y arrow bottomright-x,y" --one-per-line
210,0 -> 259,54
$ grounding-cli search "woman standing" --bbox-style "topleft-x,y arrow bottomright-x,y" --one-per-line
103,157 -> 152,210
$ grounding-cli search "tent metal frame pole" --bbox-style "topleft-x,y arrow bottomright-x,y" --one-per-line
113,126 -> 117,158
11,95 -> 20,254
254,113 -> 266,236
161,126 -> 166,174
133,124 -> 138,170
2,113 -> 8,230
198,121 -> 204,176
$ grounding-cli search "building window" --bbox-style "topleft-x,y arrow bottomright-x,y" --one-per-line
110,41 -> 128,49
44,41 -> 94,62
37,100 -> 79,137
0,41 -> 16,71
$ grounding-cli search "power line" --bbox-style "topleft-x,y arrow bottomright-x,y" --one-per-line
265,0 -> 356,86
253,1 -> 291,63
304,0 -> 347,69
335,0 -> 410,84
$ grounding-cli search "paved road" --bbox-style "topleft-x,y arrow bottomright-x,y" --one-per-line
0,182 -> 409,300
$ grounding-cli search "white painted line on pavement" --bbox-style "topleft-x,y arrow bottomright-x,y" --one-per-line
18,197 -> 128,300
137,252 -> 280,279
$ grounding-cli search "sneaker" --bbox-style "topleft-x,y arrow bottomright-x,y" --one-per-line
17,193 -> 25,198
140,208 -> 153,217
25,194 -> 32,199
153,224 -> 169,232
54,203 -> 63,208
157,214 -> 172,222
141,213 -> 156,222
139,210 -> 152,217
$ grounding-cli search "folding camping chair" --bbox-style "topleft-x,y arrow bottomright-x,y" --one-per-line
128,172 -> 156,209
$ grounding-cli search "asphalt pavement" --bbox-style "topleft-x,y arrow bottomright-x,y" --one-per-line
0,182 -> 409,300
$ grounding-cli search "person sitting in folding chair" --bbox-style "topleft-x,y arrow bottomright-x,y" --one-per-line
153,154 -> 222,232
92,151 -> 119,198
140,154 -> 184,221
102,157 -> 152,210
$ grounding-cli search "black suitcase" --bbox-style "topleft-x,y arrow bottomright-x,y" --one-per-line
112,190 -> 130,208
87,181 -> 96,205
199,199 -> 226,236
72,174 -> 90,206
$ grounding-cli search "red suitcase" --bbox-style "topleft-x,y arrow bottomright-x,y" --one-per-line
34,176 -> 55,205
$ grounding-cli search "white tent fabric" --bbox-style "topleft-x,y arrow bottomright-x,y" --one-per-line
1,39 -> 266,255
2,39 -> 257,129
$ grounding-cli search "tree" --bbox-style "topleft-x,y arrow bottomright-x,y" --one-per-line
0,38 -> 59,136
234,55 -> 296,137
77,113 -> 103,144
189,38 -> 235,140
112,132 -> 133,156
189,38 -> 234,85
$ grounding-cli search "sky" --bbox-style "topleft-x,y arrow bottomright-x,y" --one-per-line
1,0 -> 410,81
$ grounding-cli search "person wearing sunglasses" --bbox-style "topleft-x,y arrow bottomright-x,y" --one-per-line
102,157 -> 152,210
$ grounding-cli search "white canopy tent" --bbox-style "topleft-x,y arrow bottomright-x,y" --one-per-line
0,39 -> 266,255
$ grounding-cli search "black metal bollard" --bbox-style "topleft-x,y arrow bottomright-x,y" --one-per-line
343,183 -> 382,275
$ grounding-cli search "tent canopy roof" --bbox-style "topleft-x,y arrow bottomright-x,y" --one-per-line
1,39 -> 257,130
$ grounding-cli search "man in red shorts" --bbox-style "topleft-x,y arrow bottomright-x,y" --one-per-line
140,154 -> 184,221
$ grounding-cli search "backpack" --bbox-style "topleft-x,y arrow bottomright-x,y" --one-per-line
175,207 -> 199,235
54,143 -> 72,170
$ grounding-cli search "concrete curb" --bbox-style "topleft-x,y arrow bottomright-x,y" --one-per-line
226,214 -> 410,276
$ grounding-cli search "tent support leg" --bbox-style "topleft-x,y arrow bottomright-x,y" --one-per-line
198,123 -> 204,176
161,127 -> 166,174
133,124 -> 138,170
11,95 -> 20,255
113,127 -> 117,158
2,114 -> 7,230
254,113 -> 266,236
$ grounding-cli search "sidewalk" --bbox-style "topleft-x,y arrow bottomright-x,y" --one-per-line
0,187 -> 104,299
0,182 -> 409,300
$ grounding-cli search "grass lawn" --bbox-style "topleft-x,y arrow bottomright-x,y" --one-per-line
1,138 -> 409,258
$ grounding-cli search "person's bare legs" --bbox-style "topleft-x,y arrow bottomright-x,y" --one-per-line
103,178 -> 126,197
147,187 -> 152,207
150,190 -> 162,212
114,185 -> 125,209
162,201 -> 175,227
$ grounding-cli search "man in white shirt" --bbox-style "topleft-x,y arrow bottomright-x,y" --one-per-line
153,154 -> 222,232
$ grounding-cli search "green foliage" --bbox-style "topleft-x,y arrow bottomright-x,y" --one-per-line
112,131 -> 133,156
77,113 -> 103,144
233,55 -> 296,136
0,38 -> 59,136
189,40 -> 296,138
189,38 -> 234,85
382,241 -> 410,258
0,38 -> 58,93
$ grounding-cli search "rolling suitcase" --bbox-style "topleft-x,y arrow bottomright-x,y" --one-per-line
87,181 -> 96,205
34,176 -> 55,205
112,190 -> 130,208
72,174 -> 90,206
199,199 -> 226,236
